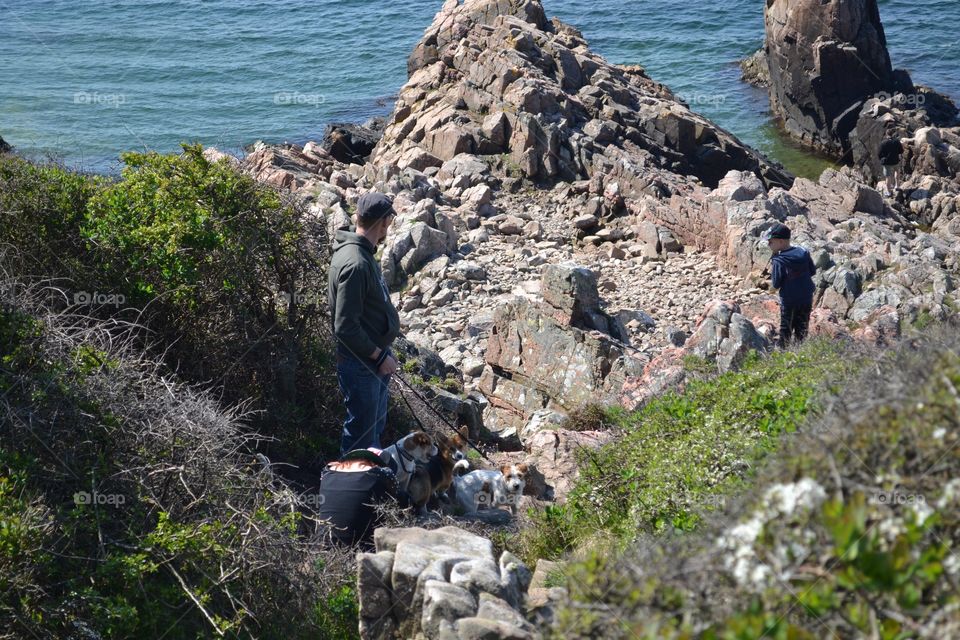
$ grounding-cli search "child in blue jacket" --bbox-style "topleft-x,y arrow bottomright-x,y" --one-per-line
765,223 -> 817,348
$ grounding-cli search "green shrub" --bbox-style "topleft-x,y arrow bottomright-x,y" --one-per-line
312,585 -> 360,640
83,145 -> 335,450
0,155 -> 102,281
0,149 -> 341,463
523,339 -> 858,558
0,281 -> 351,639
547,324 -> 960,639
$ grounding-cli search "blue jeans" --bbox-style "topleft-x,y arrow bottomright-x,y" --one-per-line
337,353 -> 391,456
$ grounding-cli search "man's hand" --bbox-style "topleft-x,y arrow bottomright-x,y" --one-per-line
378,354 -> 398,376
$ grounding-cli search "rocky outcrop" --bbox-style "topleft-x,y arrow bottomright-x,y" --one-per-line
357,526 -> 539,639
684,300 -> 769,371
479,263 -> 645,435
322,120 -> 384,164
242,139 -> 339,190
620,299 -> 770,407
764,0 -> 910,155
849,92 -> 960,200
517,428 -> 614,502
222,0 -> 959,489
380,198 -> 460,286
0,135 -> 11,154
739,50 -> 769,88
372,0 -> 791,190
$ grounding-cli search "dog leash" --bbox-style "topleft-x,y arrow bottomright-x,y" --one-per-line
318,319 -> 496,464
389,365 -> 496,464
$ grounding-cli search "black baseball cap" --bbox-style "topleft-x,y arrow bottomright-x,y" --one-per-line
763,223 -> 791,241
356,192 -> 395,221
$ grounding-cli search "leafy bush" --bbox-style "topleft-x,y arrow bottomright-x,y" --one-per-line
0,283 -> 354,639
547,323 -> 960,639
0,150 -> 341,463
83,144 -> 337,459
520,340 -> 858,559
0,155 -> 102,283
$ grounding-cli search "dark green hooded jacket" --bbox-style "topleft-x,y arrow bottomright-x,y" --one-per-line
328,228 -> 401,359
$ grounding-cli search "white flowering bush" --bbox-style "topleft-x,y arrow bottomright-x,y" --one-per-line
550,323 -> 960,639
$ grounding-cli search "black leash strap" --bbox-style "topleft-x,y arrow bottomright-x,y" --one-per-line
319,319 -> 495,464
389,365 -> 495,464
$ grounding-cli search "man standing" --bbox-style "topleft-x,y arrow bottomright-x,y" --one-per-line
328,192 -> 400,455
765,223 -> 817,348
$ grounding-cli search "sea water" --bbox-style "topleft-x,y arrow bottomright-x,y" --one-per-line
1,0 -> 956,177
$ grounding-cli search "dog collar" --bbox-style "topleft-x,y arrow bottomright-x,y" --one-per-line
397,445 -> 417,473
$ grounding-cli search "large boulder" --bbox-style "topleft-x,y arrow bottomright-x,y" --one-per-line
372,0 -> 791,190
764,0 -> 907,155
358,526 -> 538,640
321,120 -> 384,164
684,300 -> 769,373
521,429 -> 615,502
480,264 -> 643,433
380,200 -> 459,286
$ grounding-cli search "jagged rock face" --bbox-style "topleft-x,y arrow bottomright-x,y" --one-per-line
321,121 -> 384,164
480,263 -> 643,433
0,135 -> 11,154
765,0 -> 905,155
373,0 -> 791,189
850,92 -> 960,189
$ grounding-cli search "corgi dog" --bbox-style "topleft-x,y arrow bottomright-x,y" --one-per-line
381,432 -> 436,491
406,428 -> 471,514
452,463 -> 529,516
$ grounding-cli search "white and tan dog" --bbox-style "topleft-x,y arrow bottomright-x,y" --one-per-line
452,463 -> 528,515
381,432 -> 437,490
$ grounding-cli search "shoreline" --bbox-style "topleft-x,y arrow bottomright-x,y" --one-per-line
12,86 -> 841,180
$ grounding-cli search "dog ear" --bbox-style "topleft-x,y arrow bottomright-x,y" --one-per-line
516,463 -> 529,476
500,464 -> 512,476
405,432 -> 429,450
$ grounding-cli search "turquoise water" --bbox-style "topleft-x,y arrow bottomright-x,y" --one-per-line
1,0 -> 957,175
